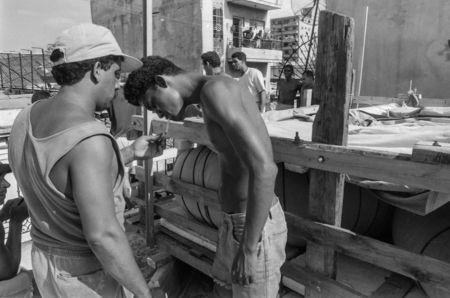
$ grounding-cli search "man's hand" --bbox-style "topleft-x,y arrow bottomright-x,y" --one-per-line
131,134 -> 165,160
1,198 -> 28,222
231,243 -> 258,286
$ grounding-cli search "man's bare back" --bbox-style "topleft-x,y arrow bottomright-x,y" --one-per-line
200,76 -> 275,213
30,98 -> 120,197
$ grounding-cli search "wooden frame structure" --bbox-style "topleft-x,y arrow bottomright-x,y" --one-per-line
133,10 -> 450,298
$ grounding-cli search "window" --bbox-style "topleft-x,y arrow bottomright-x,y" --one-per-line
213,1 -> 224,56
213,4 -> 223,40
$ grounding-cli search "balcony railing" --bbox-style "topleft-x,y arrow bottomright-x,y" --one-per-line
227,0 -> 283,10
229,36 -> 282,50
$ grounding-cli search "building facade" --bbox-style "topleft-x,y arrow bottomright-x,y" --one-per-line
271,15 -> 312,63
152,0 -> 283,94
270,14 -> 315,80
92,0 -> 284,95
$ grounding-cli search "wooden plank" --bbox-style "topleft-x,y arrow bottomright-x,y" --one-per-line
370,274 -> 415,298
153,173 -> 221,211
145,115 -> 155,247
156,233 -> 213,277
271,139 -> 450,194
154,181 -> 450,293
158,219 -> 364,298
285,212 -> 450,294
412,141 -> 450,164
130,115 -> 144,131
146,251 -> 172,270
282,262 -> 365,298
305,11 -> 354,295
353,95 -> 450,107
151,118 -> 214,149
160,219 -> 217,252
154,200 -> 219,243
151,118 -> 450,193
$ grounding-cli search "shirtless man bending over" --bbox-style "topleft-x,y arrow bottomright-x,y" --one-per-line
124,56 -> 287,297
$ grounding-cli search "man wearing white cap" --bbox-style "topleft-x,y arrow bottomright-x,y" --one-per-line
8,23 -> 158,297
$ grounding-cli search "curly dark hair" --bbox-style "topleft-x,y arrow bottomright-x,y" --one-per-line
284,64 -> 294,71
231,51 -> 246,62
201,51 -> 221,68
50,49 -> 124,86
124,56 -> 184,106
303,70 -> 314,80
31,90 -> 51,103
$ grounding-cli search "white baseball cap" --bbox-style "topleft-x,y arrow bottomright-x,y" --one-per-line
52,23 -> 143,72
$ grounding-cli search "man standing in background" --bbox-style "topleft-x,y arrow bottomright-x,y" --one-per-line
231,51 -> 267,113
0,162 -> 29,282
277,64 -> 302,107
301,70 -> 315,105
201,51 -> 229,77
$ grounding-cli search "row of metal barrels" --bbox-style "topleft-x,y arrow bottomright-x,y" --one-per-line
173,146 -> 450,298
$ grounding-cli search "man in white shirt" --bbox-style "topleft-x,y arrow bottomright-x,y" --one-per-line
231,51 -> 267,112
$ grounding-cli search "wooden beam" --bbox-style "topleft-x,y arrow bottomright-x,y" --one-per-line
130,115 -> 144,132
154,200 -> 219,243
151,118 -> 214,149
353,95 -> 450,107
305,11 -> 354,295
145,118 -> 155,247
151,119 -> 450,193
270,139 -> 450,193
285,212 -> 450,294
282,262 -> 365,298
157,213 -> 365,297
412,141 -> 450,164
370,274 -> 415,298
153,173 -> 221,211
153,177 -> 450,293
157,233 -> 213,277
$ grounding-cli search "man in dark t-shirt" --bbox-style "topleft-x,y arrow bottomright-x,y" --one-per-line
277,64 -> 301,106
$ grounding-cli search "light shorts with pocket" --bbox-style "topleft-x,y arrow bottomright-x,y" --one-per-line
211,198 -> 287,298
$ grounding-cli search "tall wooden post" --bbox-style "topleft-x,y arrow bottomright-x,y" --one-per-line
305,10 -> 354,297
143,0 -> 156,247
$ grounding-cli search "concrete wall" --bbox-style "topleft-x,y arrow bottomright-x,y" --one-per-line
223,3 -> 269,75
152,0 -> 205,72
327,0 -> 450,99
223,3 -> 269,45
91,0 -> 144,59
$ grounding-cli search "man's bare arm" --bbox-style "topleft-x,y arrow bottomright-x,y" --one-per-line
69,136 -> 150,297
258,90 -> 267,112
0,224 -> 16,280
120,134 -> 164,165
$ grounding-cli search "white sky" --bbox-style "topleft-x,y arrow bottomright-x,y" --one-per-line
269,0 -> 317,19
0,0 -> 91,52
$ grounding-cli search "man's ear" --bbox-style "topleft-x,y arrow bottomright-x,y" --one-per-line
155,76 -> 167,88
91,61 -> 101,84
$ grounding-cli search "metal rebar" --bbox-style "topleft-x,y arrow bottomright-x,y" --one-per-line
41,49 -> 46,91
305,0 -> 320,71
0,63 -> 3,89
7,54 -> 12,91
19,53 -> 24,90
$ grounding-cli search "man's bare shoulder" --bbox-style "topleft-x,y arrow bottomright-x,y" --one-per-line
203,75 -> 238,89
67,134 -> 114,167
200,77 -> 240,108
